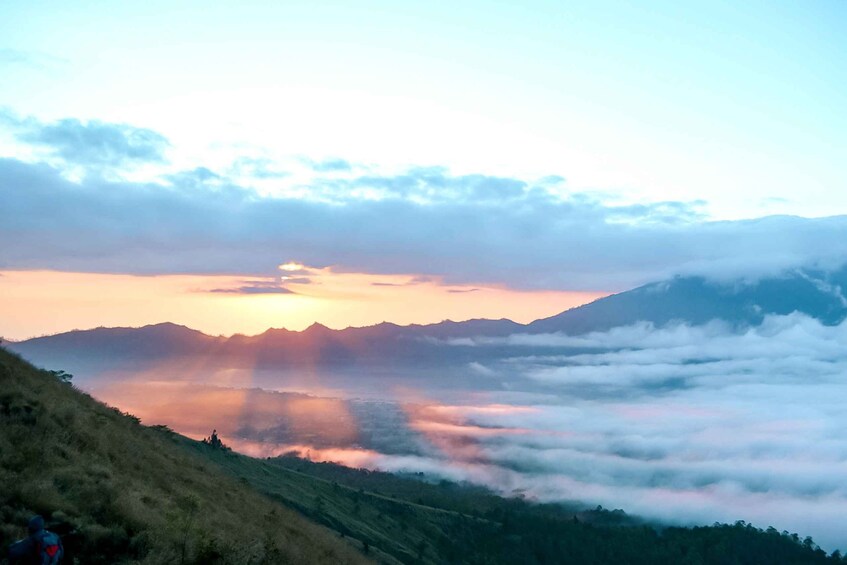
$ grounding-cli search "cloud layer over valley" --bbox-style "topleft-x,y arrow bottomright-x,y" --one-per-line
351,315 -> 847,551
72,313 -> 847,551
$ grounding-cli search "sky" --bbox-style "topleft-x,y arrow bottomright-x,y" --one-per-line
1,1 -> 847,338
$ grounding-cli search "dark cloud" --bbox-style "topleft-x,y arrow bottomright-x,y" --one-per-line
281,277 -> 313,285
308,158 -> 352,172
3,153 -> 847,290
209,285 -> 296,295
370,276 -> 435,287
166,167 -> 221,187
8,115 -> 168,167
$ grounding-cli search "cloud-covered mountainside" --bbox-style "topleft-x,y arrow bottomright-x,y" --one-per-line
528,266 -> 847,333
9,268 -> 847,551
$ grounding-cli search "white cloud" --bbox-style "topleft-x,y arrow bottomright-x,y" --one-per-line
372,315 -> 847,551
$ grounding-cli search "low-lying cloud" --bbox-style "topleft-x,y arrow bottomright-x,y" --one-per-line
3,151 -> 847,290
79,313 -> 847,551
378,314 -> 847,551
209,284 -> 296,295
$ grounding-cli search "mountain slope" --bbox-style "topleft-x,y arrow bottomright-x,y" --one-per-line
149,440 -> 847,564
0,347 -> 369,565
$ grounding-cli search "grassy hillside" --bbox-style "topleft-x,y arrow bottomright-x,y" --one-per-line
3,346 -> 845,564
189,448 -> 847,564
0,347 -> 369,565
192,446 -> 642,564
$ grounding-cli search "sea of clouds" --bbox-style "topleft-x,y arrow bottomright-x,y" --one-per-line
331,314 -> 847,551
84,313 -> 847,551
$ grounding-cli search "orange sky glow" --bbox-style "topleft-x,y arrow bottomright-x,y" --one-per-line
0,268 -> 606,340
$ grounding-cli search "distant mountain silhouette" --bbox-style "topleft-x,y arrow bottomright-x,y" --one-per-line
9,267 -> 847,378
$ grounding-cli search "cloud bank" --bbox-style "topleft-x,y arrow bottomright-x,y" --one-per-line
353,314 -> 847,551
3,114 -> 847,290
3,154 -> 847,290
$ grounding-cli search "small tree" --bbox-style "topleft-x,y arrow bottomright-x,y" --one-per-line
49,369 -> 73,383
417,540 -> 426,560
164,495 -> 201,564
201,429 -> 229,450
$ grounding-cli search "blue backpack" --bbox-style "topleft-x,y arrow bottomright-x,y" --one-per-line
35,530 -> 62,565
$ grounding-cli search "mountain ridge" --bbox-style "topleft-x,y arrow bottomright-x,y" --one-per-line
7,267 -> 847,380
10,266 -> 847,341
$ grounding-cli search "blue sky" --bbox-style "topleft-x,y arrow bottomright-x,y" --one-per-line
2,1 -> 847,338
2,0 -> 845,219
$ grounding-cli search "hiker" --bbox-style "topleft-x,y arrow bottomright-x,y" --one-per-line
8,515 -> 63,564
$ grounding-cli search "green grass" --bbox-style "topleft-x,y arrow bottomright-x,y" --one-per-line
183,444 -> 487,564
192,447 -> 847,565
0,347 -> 369,564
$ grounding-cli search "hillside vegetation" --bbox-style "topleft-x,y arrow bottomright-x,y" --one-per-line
194,448 -> 847,564
0,347 -> 368,564
2,346 -> 845,564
